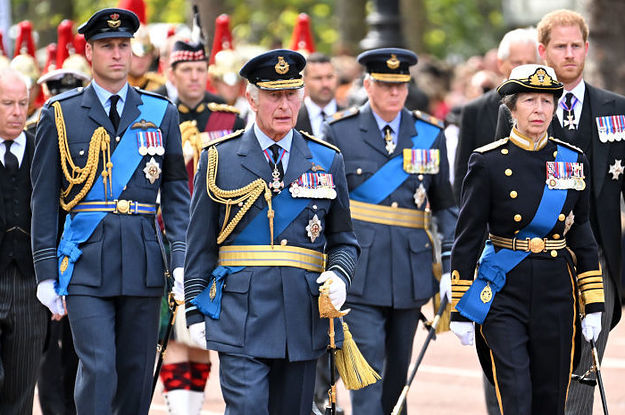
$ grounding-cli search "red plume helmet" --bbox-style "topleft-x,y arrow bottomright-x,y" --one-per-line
209,14 -> 234,65
57,19 -> 74,69
289,13 -> 315,55
117,0 -> 147,24
13,21 -> 37,59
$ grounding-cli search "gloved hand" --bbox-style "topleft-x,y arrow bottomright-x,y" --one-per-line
439,272 -> 451,303
450,321 -> 474,346
172,267 -> 184,302
189,322 -> 207,349
36,279 -> 65,316
316,271 -> 347,310
581,312 -> 602,343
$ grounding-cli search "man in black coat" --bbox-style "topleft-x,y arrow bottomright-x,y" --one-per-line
0,68 -> 47,414
493,10 -> 625,414
453,27 -> 540,201
295,53 -> 342,138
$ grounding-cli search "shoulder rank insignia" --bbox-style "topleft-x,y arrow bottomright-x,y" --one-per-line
203,129 -> 244,149
329,107 -> 359,123
548,137 -> 583,153
299,130 -> 341,153
475,138 -> 509,154
413,110 -> 444,129
207,102 -> 241,114
132,119 -> 158,130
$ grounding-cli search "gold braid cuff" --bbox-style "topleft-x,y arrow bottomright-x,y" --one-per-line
206,146 -> 274,245
54,101 -> 112,211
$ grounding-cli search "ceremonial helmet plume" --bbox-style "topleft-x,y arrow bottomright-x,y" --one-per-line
289,13 -> 315,56
209,14 -> 234,65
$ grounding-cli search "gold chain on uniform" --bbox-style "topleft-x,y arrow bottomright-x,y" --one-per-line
206,146 -> 275,245
54,101 -> 113,211
180,120 -> 202,174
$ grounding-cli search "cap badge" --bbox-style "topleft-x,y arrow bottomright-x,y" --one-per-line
529,68 -> 552,87
386,54 -> 400,70
275,56 -> 289,75
107,13 -> 121,29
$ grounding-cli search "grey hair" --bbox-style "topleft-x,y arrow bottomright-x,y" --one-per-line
497,27 -> 540,62
0,67 -> 31,92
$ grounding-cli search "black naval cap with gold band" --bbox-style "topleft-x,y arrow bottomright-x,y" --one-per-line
497,64 -> 563,98
357,47 -> 418,83
239,49 -> 306,90
77,8 -> 140,42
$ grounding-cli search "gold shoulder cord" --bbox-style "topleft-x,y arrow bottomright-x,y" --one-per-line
206,146 -> 275,245
54,101 -> 113,210
180,120 -> 202,174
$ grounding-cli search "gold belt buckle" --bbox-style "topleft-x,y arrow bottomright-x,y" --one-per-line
115,199 -> 131,214
528,237 -> 545,253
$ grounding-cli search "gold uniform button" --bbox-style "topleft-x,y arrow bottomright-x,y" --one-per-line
356,168 -> 363,175
558,214 -> 565,221
510,190 -> 518,199
391,202 -> 399,208
551,250 -> 558,257
238,202 -> 243,207
79,150 -> 85,156
505,169 -> 512,176
418,174 -> 424,180
514,214 -> 522,222
552,234 -> 561,239
280,239 -> 288,246
501,148 -> 509,155
553,151 -> 558,157
116,136 -> 121,142
514,230 -> 520,235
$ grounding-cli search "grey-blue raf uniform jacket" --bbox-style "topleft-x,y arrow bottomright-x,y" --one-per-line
184,128 -> 359,362
31,84 -> 190,297
322,103 -> 457,309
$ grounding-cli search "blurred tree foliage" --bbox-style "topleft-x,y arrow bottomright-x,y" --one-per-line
9,0 -> 506,59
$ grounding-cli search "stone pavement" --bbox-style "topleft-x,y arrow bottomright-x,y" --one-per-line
34,304 -> 625,414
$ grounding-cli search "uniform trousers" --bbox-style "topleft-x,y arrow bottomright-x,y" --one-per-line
480,257 -> 576,415
218,352 -> 317,415
66,295 -> 160,415
566,253 -> 615,415
345,303 -> 420,415
0,264 -> 47,414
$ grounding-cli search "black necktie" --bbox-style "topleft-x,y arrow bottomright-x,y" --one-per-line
563,92 -> 576,129
3,140 -> 18,174
109,95 -> 121,131
320,110 -> 327,120
269,144 -> 285,181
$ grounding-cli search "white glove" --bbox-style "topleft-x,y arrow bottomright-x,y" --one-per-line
36,279 -> 66,316
316,271 -> 347,310
439,272 -> 451,303
450,321 -> 474,346
172,267 -> 184,302
581,312 -> 602,343
189,322 -> 207,349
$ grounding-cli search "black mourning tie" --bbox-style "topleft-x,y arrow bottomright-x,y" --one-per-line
3,140 -> 18,174
269,144 -> 285,181
109,95 -> 121,131
320,110 -> 327,120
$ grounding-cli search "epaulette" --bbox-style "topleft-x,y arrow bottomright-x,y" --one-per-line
207,102 -> 241,114
134,86 -> 173,104
413,110 -> 444,129
47,86 -> 85,104
328,107 -> 359,124
202,129 -> 244,149
549,137 -> 583,153
299,130 -> 341,153
475,138 -> 509,153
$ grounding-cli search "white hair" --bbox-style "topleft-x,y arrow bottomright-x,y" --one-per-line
497,27 -> 539,61
0,67 -> 31,93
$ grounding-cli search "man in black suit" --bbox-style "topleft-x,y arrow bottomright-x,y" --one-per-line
295,52 -> 341,137
453,27 -> 540,201
493,10 -> 624,414
0,68 -> 47,414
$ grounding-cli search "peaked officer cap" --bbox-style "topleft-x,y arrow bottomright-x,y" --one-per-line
357,48 -> 417,83
78,8 -> 140,42
497,64 -> 563,98
239,49 -> 306,90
